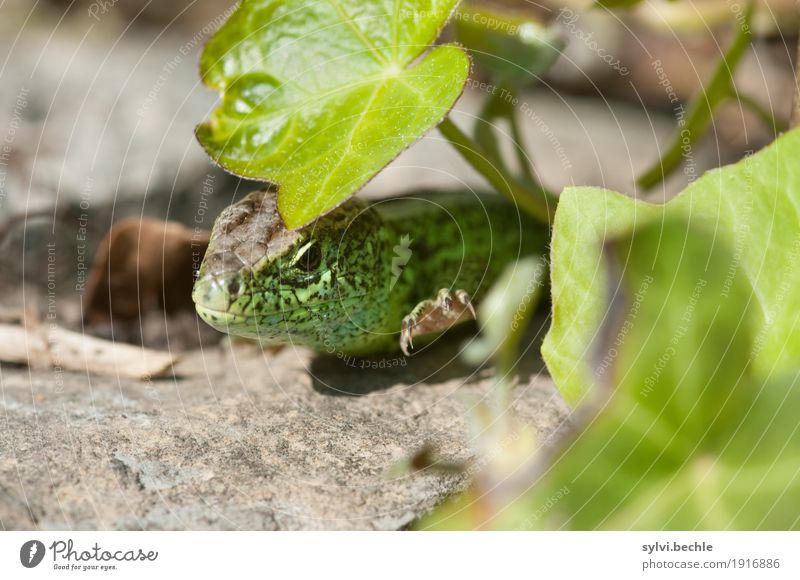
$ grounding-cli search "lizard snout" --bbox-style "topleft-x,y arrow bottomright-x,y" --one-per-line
192,273 -> 243,314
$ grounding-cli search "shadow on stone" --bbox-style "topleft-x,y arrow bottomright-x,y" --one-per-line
309,326 -> 479,396
309,322 -> 548,397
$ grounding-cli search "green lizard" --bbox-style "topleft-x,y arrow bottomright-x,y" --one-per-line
192,189 -> 547,355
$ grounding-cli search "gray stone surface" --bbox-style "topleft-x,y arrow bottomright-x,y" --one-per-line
0,4 -> 219,215
0,341 -> 569,530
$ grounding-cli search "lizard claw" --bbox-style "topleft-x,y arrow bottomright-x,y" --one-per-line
398,289 -> 477,355
455,290 -> 476,318
401,316 -> 414,356
436,288 -> 454,312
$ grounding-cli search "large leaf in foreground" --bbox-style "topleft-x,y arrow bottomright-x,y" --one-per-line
197,0 -> 470,228
420,220 -> 800,530
513,220 -> 800,530
543,128 -> 800,405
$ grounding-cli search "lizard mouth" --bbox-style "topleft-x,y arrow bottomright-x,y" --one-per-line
192,274 -> 371,332
194,304 -> 255,334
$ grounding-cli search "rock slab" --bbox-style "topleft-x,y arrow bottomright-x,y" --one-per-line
0,342 -> 568,530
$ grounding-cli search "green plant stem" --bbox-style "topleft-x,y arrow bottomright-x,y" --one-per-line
637,0 -> 754,189
439,117 -> 556,225
474,92 -> 509,175
507,92 -> 536,183
475,85 -> 537,183
735,91 -> 786,135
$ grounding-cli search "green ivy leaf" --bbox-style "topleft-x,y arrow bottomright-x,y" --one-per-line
543,128 -> 800,406
511,219 -> 800,530
197,0 -> 470,228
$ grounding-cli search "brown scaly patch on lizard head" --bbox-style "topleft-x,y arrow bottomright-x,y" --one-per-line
197,188 -> 300,278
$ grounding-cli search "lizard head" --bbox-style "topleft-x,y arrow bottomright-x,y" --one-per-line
192,189 -> 390,349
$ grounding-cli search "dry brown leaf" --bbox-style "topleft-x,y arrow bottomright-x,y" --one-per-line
84,218 -> 209,324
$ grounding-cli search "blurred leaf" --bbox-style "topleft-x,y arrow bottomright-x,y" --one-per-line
510,219 -> 800,530
463,256 -> 547,373
455,4 -> 564,84
543,128 -> 800,406
422,219 -> 800,530
197,0 -> 469,228
416,424 -> 540,530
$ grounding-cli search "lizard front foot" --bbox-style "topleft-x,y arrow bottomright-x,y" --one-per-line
400,288 -> 477,355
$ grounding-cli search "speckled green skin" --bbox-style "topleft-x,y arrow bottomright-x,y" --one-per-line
193,190 -> 546,355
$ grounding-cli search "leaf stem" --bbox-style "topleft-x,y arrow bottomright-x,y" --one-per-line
439,117 -> 556,225
507,90 -> 537,183
474,85 -> 537,183
474,91 -> 509,176
734,91 -> 786,135
637,0 -> 754,189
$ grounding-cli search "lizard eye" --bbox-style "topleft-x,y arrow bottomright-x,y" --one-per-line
227,280 -> 240,297
296,242 -> 322,272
